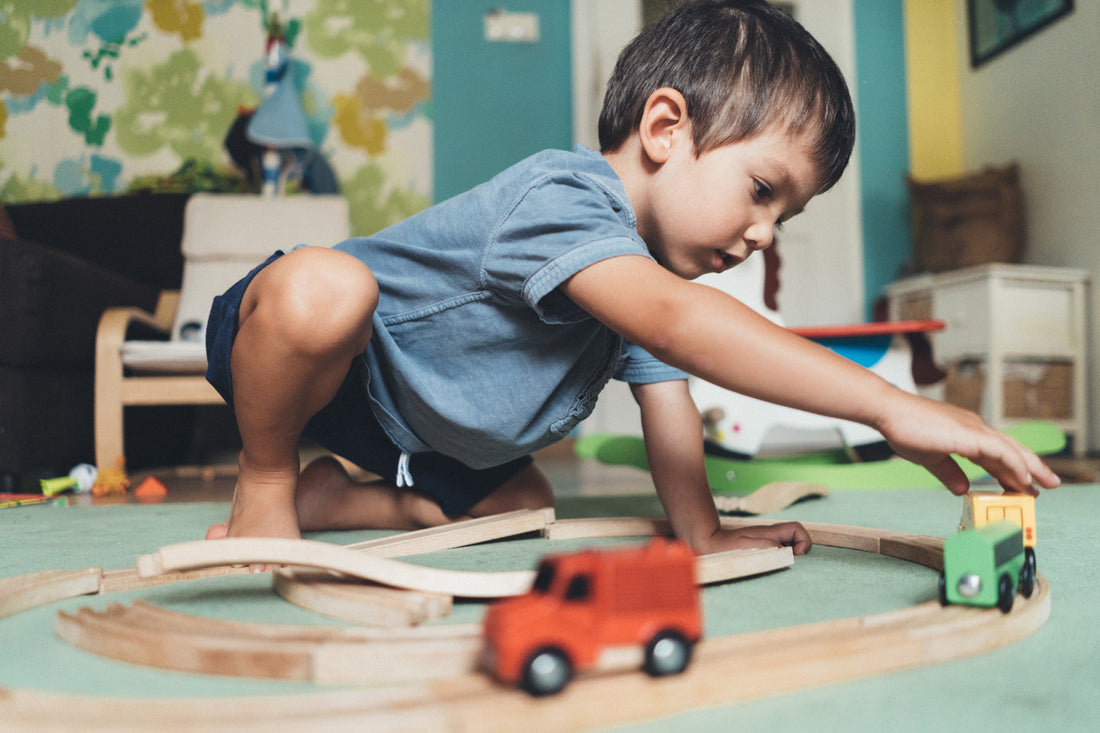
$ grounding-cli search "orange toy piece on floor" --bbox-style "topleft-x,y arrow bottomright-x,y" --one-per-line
133,476 -> 169,502
92,458 -> 130,497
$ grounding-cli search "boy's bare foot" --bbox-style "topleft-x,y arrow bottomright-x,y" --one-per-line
204,452 -> 302,544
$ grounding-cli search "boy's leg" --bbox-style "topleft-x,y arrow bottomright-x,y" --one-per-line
295,456 -> 553,531
213,247 -> 377,539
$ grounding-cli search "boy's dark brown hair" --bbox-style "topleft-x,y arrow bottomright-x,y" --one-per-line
598,0 -> 856,194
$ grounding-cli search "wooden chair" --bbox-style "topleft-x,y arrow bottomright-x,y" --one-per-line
94,193 -> 350,470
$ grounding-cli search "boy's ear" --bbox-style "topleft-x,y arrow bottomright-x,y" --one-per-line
638,87 -> 691,165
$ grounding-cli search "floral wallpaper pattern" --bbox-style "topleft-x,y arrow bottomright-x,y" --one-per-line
0,0 -> 432,235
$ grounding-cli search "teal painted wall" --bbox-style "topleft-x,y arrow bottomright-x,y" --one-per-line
853,0 -> 912,316
432,1 -> 573,202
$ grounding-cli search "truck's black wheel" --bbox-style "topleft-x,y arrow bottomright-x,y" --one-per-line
643,630 -> 693,677
520,647 -> 572,696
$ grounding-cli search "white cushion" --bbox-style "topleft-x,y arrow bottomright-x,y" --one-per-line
119,341 -> 207,373
170,193 -> 351,342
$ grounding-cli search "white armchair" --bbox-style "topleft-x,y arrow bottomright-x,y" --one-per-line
94,193 -> 351,469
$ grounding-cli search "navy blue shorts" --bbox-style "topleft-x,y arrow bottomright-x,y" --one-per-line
205,250 -> 534,517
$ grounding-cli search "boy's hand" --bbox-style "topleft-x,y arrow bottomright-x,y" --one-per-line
694,522 -> 812,556
876,392 -> 1061,496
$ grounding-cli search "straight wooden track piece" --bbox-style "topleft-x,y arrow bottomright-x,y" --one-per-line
273,569 -> 452,626
695,546 -> 794,584
718,516 -> 947,566
0,567 -> 102,619
99,565 -> 251,593
0,684 -> 440,732
542,516 -> 670,540
55,600 -> 483,684
345,508 -> 556,557
137,537 -> 536,598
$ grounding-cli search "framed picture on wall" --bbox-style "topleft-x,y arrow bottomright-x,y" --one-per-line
968,0 -> 1074,68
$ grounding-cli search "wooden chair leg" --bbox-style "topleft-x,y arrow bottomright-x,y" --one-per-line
95,308 -> 145,470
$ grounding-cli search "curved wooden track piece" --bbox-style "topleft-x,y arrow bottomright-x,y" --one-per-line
55,600 -> 482,683
273,569 -> 453,626
273,508 -> 554,623
0,567 -> 102,620
713,481 -> 830,515
138,538 -> 537,598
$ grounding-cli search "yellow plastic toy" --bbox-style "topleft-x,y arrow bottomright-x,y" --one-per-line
91,458 -> 131,497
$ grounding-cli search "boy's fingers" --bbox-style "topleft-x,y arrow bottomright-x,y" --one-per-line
922,455 -> 970,496
766,521 -> 812,555
1013,437 -> 1060,490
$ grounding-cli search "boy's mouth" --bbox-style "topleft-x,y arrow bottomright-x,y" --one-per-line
714,250 -> 743,273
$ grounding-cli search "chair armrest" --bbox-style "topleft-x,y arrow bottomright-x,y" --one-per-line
95,293 -> 179,366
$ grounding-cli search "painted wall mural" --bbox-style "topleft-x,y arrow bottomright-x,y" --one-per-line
0,0 -> 432,235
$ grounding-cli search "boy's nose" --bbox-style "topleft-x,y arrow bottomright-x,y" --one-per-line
744,222 -> 775,251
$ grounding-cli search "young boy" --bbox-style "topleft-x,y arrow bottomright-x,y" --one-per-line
204,0 -> 1058,557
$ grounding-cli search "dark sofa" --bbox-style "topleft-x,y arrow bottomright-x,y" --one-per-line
0,193 -> 205,490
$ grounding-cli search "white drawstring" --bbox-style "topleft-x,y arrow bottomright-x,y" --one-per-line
396,451 -> 414,488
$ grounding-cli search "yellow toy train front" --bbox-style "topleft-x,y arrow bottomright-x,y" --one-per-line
959,491 -> 1036,547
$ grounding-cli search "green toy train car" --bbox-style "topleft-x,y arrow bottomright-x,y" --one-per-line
939,520 -> 1036,613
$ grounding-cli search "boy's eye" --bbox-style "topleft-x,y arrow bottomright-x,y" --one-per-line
753,179 -> 773,199
774,217 -> 785,233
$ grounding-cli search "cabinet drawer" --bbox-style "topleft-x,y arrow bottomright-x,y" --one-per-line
929,278 -> 1081,361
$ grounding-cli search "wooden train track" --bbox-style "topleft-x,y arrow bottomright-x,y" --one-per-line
0,515 -> 1051,731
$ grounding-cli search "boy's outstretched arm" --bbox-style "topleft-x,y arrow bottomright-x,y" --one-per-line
631,380 -> 812,555
562,255 -> 1060,496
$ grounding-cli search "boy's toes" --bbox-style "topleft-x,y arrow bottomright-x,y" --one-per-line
205,521 -> 230,540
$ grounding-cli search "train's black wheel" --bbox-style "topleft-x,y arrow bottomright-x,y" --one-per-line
997,574 -> 1014,613
1019,559 -> 1036,599
1026,547 -> 1037,576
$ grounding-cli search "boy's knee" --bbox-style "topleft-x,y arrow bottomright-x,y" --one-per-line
250,247 -> 377,353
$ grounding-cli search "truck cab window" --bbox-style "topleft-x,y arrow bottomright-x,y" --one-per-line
532,564 -> 555,593
565,574 -> 591,601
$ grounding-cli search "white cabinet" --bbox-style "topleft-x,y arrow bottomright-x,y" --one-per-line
885,264 -> 1090,455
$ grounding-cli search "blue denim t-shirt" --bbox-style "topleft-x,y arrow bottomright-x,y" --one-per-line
335,146 -> 686,469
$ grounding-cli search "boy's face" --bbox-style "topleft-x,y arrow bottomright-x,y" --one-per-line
640,125 -> 819,280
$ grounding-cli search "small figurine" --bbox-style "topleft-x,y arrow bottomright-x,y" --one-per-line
91,458 -> 130,497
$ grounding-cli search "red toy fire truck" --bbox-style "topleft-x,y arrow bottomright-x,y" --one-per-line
482,538 -> 702,696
